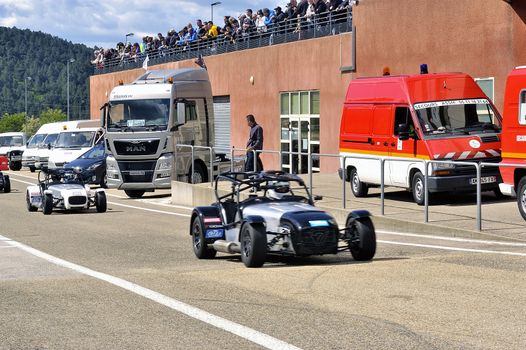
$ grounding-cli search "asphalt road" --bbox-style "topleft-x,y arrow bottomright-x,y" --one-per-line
1,171 -> 526,350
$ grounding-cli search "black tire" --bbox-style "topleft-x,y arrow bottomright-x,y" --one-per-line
29,166 -> 36,173
517,177 -> 526,221
124,190 -> 145,198
350,168 -> 368,197
191,216 -> 217,259
95,192 -> 107,213
240,223 -> 267,268
26,191 -> 37,212
189,162 -> 207,184
42,193 -> 53,215
100,172 -> 107,188
347,216 -> 376,261
3,175 -> 10,193
9,161 -> 22,171
411,172 -> 427,206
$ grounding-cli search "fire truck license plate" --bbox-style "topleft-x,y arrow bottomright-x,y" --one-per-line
470,176 -> 497,185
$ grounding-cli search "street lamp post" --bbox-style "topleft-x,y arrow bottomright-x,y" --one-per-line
24,76 -> 32,133
67,58 -> 75,121
211,1 -> 221,23
125,32 -> 134,45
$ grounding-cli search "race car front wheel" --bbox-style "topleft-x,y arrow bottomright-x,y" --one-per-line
3,175 -> 10,193
240,223 -> 267,268
26,191 -> 37,212
191,216 -> 217,259
95,192 -> 107,213
42,193 -> 53,215
347,216 -> 376,261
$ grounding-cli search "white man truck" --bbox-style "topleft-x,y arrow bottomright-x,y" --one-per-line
101,68 -> 233,198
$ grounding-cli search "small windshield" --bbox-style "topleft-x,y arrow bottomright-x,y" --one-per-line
414,99 -> 501,136
42,133 -> 59,147
80,144 -> 105,160
0,135 -> 24,147
55,131 -> 95,149
28,134 -> 47,148
108,99 -> 170,131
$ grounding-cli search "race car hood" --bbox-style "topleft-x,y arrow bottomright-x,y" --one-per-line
242,201 -> 333,233
425,135 -> 501,161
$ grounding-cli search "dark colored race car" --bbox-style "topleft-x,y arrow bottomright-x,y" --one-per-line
0,171 -> 11,193
190,171 -> 376,268
64,143 -> 107,188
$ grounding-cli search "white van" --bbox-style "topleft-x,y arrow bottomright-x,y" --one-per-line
48,125 -> 104,169
0,132 -> 27,156
23,122 -> 67,171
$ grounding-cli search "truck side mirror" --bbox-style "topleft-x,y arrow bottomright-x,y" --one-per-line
47,143 -> 52,150
397,123 -> 410,140
171,102 -> 186,132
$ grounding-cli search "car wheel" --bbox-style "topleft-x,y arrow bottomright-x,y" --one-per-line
411,172 -> 427,206
95,192 -> 107,213
100,172 -> 107,188
191,216 -> 217,259
42,193 -> 53,215
3,175 -> 10,193
9,161 -> 22,171
189,162 -> 207,184
26,191 -> 37,212
240,223 -> 267,268
29,166 -> 36,173
346,216 -> 376,261
350,168 -> 368,197
124,190 -> 145,198
517,177 -> 526,221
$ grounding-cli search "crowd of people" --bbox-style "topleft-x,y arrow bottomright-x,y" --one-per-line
91,0 -> 353,69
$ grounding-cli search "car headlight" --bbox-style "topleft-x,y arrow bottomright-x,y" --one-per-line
431,162 -> 455,171
106,162 -> 117,171
157,154 -> 173,170
87,162 -> 103,171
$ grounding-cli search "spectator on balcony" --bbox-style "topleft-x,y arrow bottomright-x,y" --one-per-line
179,24 -> 198,47
255,9 -> 267,32
272,6 -> 287,25
196,19 -> 207,37
202,21 -> 219,40
166,30 -> 178,47
285,0 -> 298,20
313,0 -> 327,16
294,0 -> 309,17
245,9 -> 254,25
228,16 -> 239,28
262,8 -> 275,27
328,0 -> 342,11
240,17 -> 254,38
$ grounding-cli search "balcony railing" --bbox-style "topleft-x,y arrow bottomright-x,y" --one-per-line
93,9 -> 353,74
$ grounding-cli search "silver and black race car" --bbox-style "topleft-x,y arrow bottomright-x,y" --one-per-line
26,167 -> 107,215
190,171 -> 376,267
0,171 -> 11,193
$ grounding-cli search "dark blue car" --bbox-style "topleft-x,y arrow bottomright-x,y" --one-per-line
64,143 -> 107,187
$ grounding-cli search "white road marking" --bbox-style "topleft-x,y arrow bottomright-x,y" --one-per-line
0,234 -> 301,350
377,229 -> 526,247
9,177 -> 34,186
108,201 -> 191,218
105,192 -> 193,210
0,246 -> 16,249
378,240 -> 526,257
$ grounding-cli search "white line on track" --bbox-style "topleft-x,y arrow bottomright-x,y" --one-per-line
377,230 -> 526,247
0,234 -> 301,350
108,201 -> 191,217
377,240 -> 526,257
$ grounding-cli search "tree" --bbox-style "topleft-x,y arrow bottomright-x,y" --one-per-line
0,113 -> 26,133
39,108 -> 66,124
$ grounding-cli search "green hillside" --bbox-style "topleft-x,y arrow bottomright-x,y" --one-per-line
0,26 -> 93,119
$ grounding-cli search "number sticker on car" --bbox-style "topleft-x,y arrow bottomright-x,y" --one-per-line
205,229 -> 224,239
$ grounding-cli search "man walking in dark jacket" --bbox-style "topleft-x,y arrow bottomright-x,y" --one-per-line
245,114 -> 264,172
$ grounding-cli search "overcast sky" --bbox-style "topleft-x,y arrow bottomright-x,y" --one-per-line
0,0 -> 284,48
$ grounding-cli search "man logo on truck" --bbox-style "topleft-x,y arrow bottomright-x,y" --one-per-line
126,145 -> 147,153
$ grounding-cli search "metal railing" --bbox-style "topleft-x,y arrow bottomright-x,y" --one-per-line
93,9 -> 352,74
172,143 -> 526,232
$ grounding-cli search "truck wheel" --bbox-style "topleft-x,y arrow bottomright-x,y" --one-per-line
347,216 -> 376,261
95,192 -> 107,213
350,168 -> 368,197
100,172 -> 107,188
26,191 -> 37,212
411,172 -> 427,206
9,161 -> 22,171
42,193 -> 53,215
3,175 -> 10,193
517,177 -> 526,221
240,223 -> 267,268
124,190 -> 145,198
29,166 -> 36,173
189,162 -> 207,184
191,216 -> 217,259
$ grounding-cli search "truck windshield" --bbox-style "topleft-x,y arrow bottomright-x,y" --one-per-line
41,133 -> 59,148
108,99 -> 170,131
55,131 -> 95,149
0,135 -> 24,147
414,99 -> 501,136
27,134 -> 47,148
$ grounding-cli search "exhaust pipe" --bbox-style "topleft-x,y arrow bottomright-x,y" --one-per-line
212,240 -> 240,254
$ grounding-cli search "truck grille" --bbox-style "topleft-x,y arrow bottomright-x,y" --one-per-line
114,139 -> 160,156
69,196 -> 87,205
118,161 -> 156,183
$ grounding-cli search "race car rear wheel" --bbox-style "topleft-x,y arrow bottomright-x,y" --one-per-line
26,191 -> 37,212
240,223 -> 267,268
95,192 -> 107,213
42,193 -> 53,215
3,175 -> 10,193
124,190 -> 145,199
347,216 -> 376,261
191,216 -> 217,259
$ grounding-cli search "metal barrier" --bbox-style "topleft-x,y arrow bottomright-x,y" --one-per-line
170,144 -> 526,232
93,9 -> 352,74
